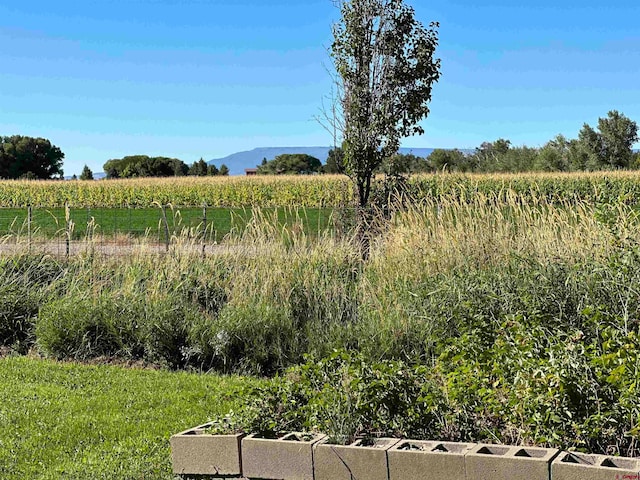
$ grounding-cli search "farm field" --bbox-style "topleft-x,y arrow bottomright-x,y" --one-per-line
2,171 -> 640,209
0,356 -> 258,480
2,171 -> 640,244
0,175 -> 353,208
3,171 -> 640,462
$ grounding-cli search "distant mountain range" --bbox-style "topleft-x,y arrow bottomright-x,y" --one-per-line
208,146 -> 445,175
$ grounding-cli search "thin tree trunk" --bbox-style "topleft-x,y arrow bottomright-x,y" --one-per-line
356,176 -> 373,260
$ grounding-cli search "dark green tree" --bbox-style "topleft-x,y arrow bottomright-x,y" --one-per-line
207,164 -> 219,176
500,146 -> 538,172
596,110 -> 638,168
257,154 -> 322,175
573,112 -> 638,170
379,153 -> 429,174
219,164 -> 230,176
0,135 -> 64,179
426,149 -> 469,172
472,139 -> 511,172
577,124 -> 606,170
103,155 -> 188,178
170,157 -> 189,176
566,138 -> 591,171
189,158 -> 208,176
535,135 -> 570,172
323,147 -> 345,174
79,165 -> 94,180
331,0 -> 440,209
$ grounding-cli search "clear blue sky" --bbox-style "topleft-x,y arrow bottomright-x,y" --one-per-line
1,0 -> 639,175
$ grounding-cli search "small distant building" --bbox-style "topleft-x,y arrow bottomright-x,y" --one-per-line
245,168 -> 258,176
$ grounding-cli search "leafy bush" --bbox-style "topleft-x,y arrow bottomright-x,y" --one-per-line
439,317 -> 640,455
36,292 -> 212,368
0,286 -> 40,353
195,302 -> 302,375
0,254 -> 62,353
242,350 -> 447,444
140,298 -> 204,369
229,323 -> 640,455
36,295 -> 142,360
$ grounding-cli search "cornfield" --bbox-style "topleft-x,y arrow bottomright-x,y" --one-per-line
3,171 -> 640,208
0,176 -> 353,208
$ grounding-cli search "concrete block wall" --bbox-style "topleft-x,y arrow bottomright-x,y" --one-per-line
170,427 -> 640,480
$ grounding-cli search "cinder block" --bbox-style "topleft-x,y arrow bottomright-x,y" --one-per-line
170,422 -> 244,477
465,443 -> 559,480
313,437 -> 400,480
551,451 -> 640,480
387,440 -> 476,480
241,432 -> 326,480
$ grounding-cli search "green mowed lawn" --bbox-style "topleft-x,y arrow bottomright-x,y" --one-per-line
0,207 -> 336,241
0,356 -> 259,479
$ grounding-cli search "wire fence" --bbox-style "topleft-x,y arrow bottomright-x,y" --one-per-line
0,205 -> 350,257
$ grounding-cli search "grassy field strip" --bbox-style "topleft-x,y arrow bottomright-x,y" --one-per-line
0,207 -> 336,241
0,356 -> 258,480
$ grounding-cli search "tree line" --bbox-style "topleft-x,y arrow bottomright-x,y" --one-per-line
0,137 -> 231,180
1,110 -> 637,180
102,156 -> 228,179
254,111 -> 639,176
422,110 -> 639,174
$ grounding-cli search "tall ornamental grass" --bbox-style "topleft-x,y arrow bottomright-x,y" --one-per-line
1,193 -> 639,375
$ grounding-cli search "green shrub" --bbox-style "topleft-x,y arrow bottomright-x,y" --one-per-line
228,325 -> 640,455
36,295 -> 142,360
194,302 -> 302,375
139,298 -> 203,369
36,292 -> 212,368
438,315 -> 640,455
242,350 -> 447,443
0,286 -> 40,353
0,254 -> 61,354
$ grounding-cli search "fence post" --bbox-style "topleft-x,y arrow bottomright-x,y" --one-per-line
202,204 -> 207,258
113,207 -> 117,242
161,204 -> 170,252
86,206 -> 91,242
27,205 -> 32,252
65,203 -> 71,259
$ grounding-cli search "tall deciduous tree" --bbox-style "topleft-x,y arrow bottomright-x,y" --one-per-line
535,135 -> 570,172
103,155 -> 188,178
257,154 -> 322,175
331,0 -> 440,209
576,111 -> 639,170
597,110 -> 638,169
0,135 -> 64,179
427,149 -> 469,172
